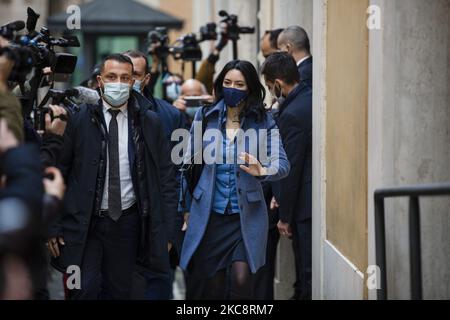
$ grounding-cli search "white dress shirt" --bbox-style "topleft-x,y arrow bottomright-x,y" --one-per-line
100,100 -> 136,210
297,55 -> 311,67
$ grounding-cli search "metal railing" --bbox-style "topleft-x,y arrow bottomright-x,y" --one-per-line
374,182 -> 450,300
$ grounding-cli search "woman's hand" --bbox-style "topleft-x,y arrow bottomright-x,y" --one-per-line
239,152 -> 268,177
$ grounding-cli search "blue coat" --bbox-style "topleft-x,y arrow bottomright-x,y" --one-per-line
180,100 -> 290,273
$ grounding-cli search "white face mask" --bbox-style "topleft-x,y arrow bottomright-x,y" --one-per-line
270,82 -> 285,106
133,79 -> 143,94
100,80 -> 130,108
165,82 -> 181,101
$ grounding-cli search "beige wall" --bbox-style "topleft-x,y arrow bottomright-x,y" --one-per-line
325,0 -> 369,274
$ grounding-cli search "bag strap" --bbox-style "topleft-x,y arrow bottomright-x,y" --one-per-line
179,106 -> 208,212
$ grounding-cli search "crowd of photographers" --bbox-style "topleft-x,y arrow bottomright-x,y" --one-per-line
0,6 -> 313,301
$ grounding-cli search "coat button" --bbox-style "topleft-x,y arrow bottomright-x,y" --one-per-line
88,189 -> 94,194
238,188 -> 242,194
236,172 -> 240,178
92,159 -> 98,165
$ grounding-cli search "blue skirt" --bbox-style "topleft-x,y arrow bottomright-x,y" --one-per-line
188,212 -> 247,278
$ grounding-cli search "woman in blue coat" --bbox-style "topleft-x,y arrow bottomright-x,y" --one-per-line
180,60 -> 290,299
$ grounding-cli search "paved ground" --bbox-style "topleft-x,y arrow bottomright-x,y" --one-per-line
48,267 -> 186,300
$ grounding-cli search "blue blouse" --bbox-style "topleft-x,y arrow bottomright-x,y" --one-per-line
211,124 -> 240,215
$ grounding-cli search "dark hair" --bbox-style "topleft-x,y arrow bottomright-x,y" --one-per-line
265,28 -> 284,50
123,50 -> 149,73
100,53 -> 134,73
261,52 -> 300,85
213,60 -> 266,122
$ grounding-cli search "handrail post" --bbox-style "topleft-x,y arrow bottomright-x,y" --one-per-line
375,196 -> 387,300
409,196 -> 422,300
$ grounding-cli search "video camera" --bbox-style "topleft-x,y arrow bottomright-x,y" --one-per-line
199,22 -> 218,42
147,21 -> 218,63
147,26 -> 170,60
170,33 -> 203,62
1,7 -> 81,132
33,88 -> 81,132
0,20 -> 34,83
218,10 -> 255,41
218,10 -> 255,60
1,8 -> 79,84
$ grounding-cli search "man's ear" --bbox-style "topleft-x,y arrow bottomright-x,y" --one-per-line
285,43 -> 293,54
96,75 -> 103,88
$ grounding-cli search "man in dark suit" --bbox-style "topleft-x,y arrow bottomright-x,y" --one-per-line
123,50 -> 187,300
47,54 -> 178,300
262,52 -> 312,300
278,26 -> 313,88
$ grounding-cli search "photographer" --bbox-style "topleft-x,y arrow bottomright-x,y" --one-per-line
0,117 -> 66,300
172,79 -> 214,125
147,23 -> 229,100
1,25 -> 68,300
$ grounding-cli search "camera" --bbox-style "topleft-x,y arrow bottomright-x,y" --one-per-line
1,7 -> 81,132
171,33 -> 203,62
147,26 -> 170,60
1,8 -> 80,85
0,21 -> 34,83
219,10 -> 255,41
199,23 -> 217,42
25,26 -> 79,76
33,88 -> 81,132
148,22 -> 218,64
184,96 -> 208,108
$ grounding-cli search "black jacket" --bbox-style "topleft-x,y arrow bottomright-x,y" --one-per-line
298,56 -> 313,88
138,87 -> 188,267
274,83 -> 312,223
50,91 -> 178,274
141,87 -> 188,139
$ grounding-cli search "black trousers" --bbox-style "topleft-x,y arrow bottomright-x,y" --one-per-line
68,206 -> 140,300
292,218 -> 312,300
252,223 -> 279,300
251,185 -> 280,300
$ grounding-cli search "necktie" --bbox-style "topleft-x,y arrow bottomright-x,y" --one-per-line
108,109 -> 122,221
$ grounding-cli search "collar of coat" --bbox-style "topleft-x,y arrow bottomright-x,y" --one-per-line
278,81 -> 309,115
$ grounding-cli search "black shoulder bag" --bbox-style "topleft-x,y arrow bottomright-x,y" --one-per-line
180,107 -> 207,209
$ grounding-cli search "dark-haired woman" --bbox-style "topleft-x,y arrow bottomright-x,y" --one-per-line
180,60 -> 290,299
